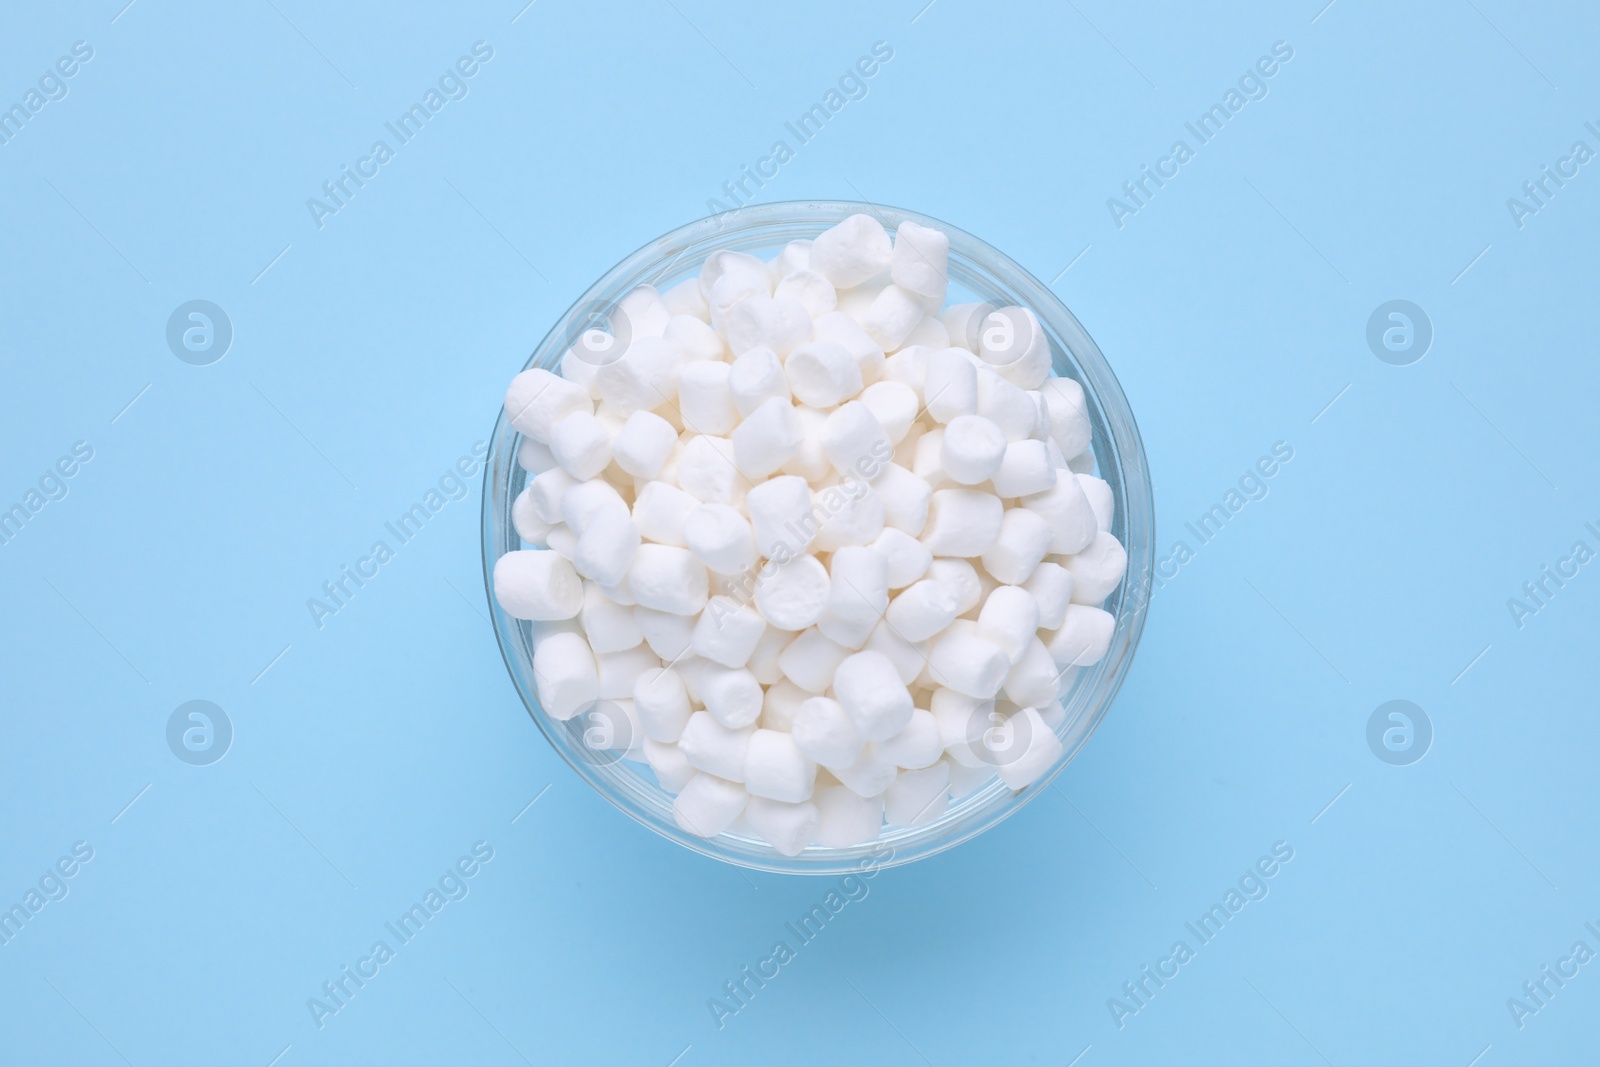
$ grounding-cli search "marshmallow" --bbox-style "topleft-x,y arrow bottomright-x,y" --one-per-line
494,550 -> 582,621
821,402 -> 892,479
758,678 -> 807,731
632,481 -> 697,547
859,381 -> 919,444
833,651 -> 914,741
691,597 -> 767,668
980,508 -> 1053,586
990,440 -> 1057,498
727,297 -> 813,357
778,628 -> 851,693
922,347 -> 978,423
617,284 -> 671,339
832,745 -> 898,798
634,605 -> 694,659
700,249 -> 769,299
549,411 -> 613,480
644,738 -> 696,791
977,371 -> 1038,442
665,314 -> 726,363
582,582 -> 643,653
546,525 -> 577,560
596,335 -> 682,415
633,667 -> 691,742
890,221 -> 950,300
885,580 -> 961,643
781,406 -> 832,482
775,269 -> 838,321
1024,562 -> 1074,629
901,315 -> 950,350
1065,531 -> 1128,605
701,666 -> 764,728
743,729 -> 817,802
877,709 -> 942,769
911,427 -> 947,489
612,410 -> 678,479
1045,604 -> 1115,667
791,696 -> 866,766
672,772 -> 748,837
731,396 -> 804,480
930,688 -> 992,767
946,757 -> 997,799
596,645 -> 658,700
1023,474 -> 1098,556
1077,473 -> 1114,533
861,285 -> 925,351
941,415 -> 1007,484
1039,377 -> 1093,459
573,505 -> 640,587
746,475 -> 817,558
927,558 -> 982,615
813,785 -> 883,847
748,627 -> 793,687
561,479 -> 627,534
728,346 -> 792,416
813,482 -> 884,551
976,585 -> 1042,665
995,706 -> 1063,789
684,503 -> 759,575
677,360 -> 737,436
813,311 -> 887,384
506,368 -> 592,443
939,302 -> 994,352
676,435 -> 740,505
517,436 -> 557,475
709,269 -> 772,331
754,555 -> 831,630
978,306 -> 1051,389
813,546 -> 886,651
926,630 -> 1010,698
628,544 -> 709,615
920,489 -> 1004,557
884,344 -> 931,393
872,527 -> 933,589
529,467 -> 577,523
771,239 -> 813,278
531,631 -> 598,719
678,711 -> 755,782
1004,638 -> 1061,709
786,341 -> 864,408
744,797 -> 819,856
663,277 -> 711,320
809,213 -> 893,287
865,619 -> 928,685
885,763 -> 950,826
512,487 -> 554,544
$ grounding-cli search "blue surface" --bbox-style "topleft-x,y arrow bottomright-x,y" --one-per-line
2,1 -> 1596,1064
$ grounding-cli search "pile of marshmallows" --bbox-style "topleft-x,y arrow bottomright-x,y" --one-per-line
494,213 -> 1127,856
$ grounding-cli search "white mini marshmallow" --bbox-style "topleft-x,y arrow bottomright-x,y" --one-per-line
930,688 -> 991,767
813,311 -> 887,384
1065,531 -> 1128,605
596,335 -> 683,416
885,580 -> 962,643
749,628 -> 793,688
1004,638 -> 1061,709
731,396 -> 804,480
771,239 -> 813,278
817,545 -> 889,650
531,631 -> 597,719
1024,562 -> 1074,630
560,479 -> 627,535
861,284 -> 925,351
976,585 -> 1041,664
612,410 -> 678,479
813,785 -> 883,847
633,667 -> 691,742
1046,604 -> 1115,666
781,406 -> 832,482
872,528 -> 933,590
813,482 -> 884,552
877,709 -> 942,769
890,221 -> 950,300
901,315 -> 950,350
506,368 -> 592,443
791,696 -> 866,767
760,677 -> 808,730
512,487 -> 554,544
911,428 -> 947,489
678,711 -> 755,782
1023,476 -> 1098,555
927,558 -> 982,615
859,381 -> 919,444
995,706 -> 1063,789
922,347 -> 978,423
676,361 -> 737,436
976,371 -> 1038,442
529,468 -> 577,523
821,402 -> 892,479
865,619 -> 927,685
517,436 -> 557,475
920,489 -> 1004,557
700,249 -> 769,299
774,270 -> 837,320
786,341 -> 864,408
978,306 -> 1051,389
746,475 -> 817,558
628,544 -> 709,615
672,772 -> 748,837
691,596 -> 767,668
700,666 -> 763,728
939,302 -> 994,352
833,651 -> 914,741
754,555 -> 831,630
573,505 -> 640,587
873,463 -> 931,536
663,277 -> 711,320
809,213 -> 893,288
946,757 -> 996,799
728,346 -> 792,417
927,630 -> 1011,698
617,284 -> 671,338
743,729 -> 817,802
980,508 -> 1053,586
990,440 -> 1057,498
1039,377 -> 1093,459
941,415 -> 1007,484
884,763 -> 950,826
632,481 -> 697,547
644,738 -> 696,792
494,550 -> 582,621
832,745 -> 898,798
596,645 -> 658,700
684,503 -> 758,575
727,296 -> 813,357
546,525 -> 577,560
778,628 -> 850,693
676,435 -> 739,504
665,314 -> 725,362
744,797 -> 819,856
634,605 -> 695,660
582,582 -> 643,653
1077,473 -> 1113,533
549,411 -> 613,480
708,269 -> 772,331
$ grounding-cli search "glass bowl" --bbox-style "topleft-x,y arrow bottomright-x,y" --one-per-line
481,200 -> 1153,874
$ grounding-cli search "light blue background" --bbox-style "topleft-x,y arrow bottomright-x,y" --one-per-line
2,1 -> 1595,1063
